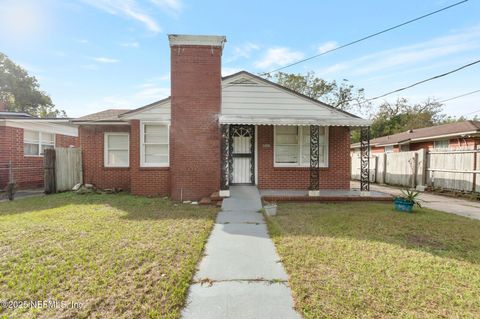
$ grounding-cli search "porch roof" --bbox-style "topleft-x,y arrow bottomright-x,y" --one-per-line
218,114 -> 371,126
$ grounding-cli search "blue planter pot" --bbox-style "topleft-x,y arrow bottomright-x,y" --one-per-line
394,198 -> 414,213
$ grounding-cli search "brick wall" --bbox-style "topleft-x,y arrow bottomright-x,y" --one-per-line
79,125 -> 131,191
129,120 -> 170,196
79,122 -> 171,196
169,45 -> 222,200
0,126 -> 78,190
257,126 -> 351,190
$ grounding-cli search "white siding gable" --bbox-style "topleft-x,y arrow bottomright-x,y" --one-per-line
220,72 -> 370,126
120,99 -> 171,121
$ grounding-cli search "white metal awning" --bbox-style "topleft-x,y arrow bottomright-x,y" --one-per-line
218,115 -> 371,126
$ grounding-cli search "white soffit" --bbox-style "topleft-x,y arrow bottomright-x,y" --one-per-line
2,120 -> 78,136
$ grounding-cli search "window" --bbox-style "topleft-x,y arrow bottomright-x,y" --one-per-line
104,133 -> 129,167
274,126 -> 328,167
434,139 -> 449,149
384,145 -> 394,153
24,130 -> 55,156
141,123 -> 169,167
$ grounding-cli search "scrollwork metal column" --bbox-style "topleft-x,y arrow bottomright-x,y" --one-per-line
220,124 -> 230,194
360,126 -> 370,192
309,125 -> 320,193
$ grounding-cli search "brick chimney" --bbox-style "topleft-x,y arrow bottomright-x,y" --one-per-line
0,100 -> 7,112
168,34 -> 227,201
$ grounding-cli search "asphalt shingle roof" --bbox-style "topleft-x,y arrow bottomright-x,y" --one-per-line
73,109 -> 130,122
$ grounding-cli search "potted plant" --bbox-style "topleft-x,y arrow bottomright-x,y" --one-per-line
263,202 -> 277,216
394,189 -> 422,213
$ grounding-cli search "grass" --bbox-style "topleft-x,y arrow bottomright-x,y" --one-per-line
267,202 -> 480,319
0,193 -> 217,319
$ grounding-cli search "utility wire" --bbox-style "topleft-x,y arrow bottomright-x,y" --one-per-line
438,88 -> 480,103
366,58 -> 480,101
265,0 -> 469,74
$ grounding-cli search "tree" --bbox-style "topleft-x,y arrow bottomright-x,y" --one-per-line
265,71 -> 370,113
0,52 -> 66,118
369,98 -> 445,139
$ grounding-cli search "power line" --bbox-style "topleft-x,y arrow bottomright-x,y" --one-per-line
366,58 -> 480,101
438,88 -> 480,103
265,0 -> 469,74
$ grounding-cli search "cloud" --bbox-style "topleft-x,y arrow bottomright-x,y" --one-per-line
92,57 -> 120,63
226,42 -> 260,63
149,0 -> 183,16
317,41 -> 338,54
254,47 -> 304,69
81,0 -> 161,33
317,24 -> 480,77
121,41 -> 139,48
77,39 -> 89,44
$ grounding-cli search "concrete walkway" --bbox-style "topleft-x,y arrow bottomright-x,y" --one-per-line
182,186 -> 301,319
352,181 -> 480,221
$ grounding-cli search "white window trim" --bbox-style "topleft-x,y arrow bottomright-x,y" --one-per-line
273,126 -> 329,168
140,121 -> 170,168
24,130 -> 56,157
433,139 -> 449,149
104,132 -> 130,168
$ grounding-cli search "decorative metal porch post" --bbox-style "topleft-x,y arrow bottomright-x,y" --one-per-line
309,125 -> 320,196
360,126 -> 370,192
220,124 -> 230,197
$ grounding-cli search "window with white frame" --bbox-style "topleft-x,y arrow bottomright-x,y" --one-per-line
384,145 -> 394,153
24,130 -> 55,156
274,126 -> 328,167
104,133 -> 129,167
433,139 -> 449,149
141,123 -> 169,167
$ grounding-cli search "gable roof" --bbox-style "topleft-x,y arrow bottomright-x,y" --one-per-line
73,109 -> 130,123
219,71 -> 370,126
351,121 -> 480,148
75,70 -> 370,126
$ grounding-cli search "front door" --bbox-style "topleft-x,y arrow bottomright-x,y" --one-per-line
230,125 -> 255,185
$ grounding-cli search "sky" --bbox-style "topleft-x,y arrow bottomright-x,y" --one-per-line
0,0 -> 479,118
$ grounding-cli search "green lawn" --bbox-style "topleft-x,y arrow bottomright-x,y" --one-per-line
0,193 -> 217,319
267,202 -> 480,319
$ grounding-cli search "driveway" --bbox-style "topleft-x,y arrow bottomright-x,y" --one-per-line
352,181 -> 480,221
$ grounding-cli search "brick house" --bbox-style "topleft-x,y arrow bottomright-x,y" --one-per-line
0,106 -> 79,190
73,35 -> 370,201
351,121 -> 480,154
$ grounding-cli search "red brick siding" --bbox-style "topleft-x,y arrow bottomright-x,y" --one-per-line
169,45 -> 222,200
56,134 -> 79,148
129,120 -> 170,196
0,126 -> 78,190
257,126 -> 351,190
410,137 -> 479,151
79,125 -> 131,191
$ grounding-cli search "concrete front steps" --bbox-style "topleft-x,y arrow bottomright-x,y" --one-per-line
199,192 -> 223,206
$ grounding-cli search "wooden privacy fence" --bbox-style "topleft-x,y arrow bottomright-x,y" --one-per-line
44,148 -> 83,193
351,146 -> 480,192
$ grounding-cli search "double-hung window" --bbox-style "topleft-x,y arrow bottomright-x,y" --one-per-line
141,123 -> 169,167
274,126 -> 328,167
24,130 -> 55,156
104,133 -> 129,167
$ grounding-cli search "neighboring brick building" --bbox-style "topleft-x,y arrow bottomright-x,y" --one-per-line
74,34 -> 370,201
0,110 -> 79,190
351,121 -> 480,153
